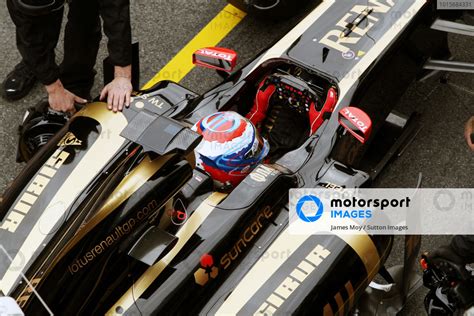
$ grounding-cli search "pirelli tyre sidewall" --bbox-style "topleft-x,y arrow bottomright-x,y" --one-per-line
228,0 -> 312,19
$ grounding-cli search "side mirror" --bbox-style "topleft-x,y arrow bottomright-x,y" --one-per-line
192,47 -> 237,72
338,107 -> 372,144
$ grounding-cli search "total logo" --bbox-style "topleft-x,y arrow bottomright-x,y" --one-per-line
198,49 -> 233,61
296,195 -> 324,223
342,108 -> 369,132
194,254 -> 219,286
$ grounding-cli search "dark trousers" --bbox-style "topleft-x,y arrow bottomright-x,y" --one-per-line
452,235 -> 474,263
7,0 -> 102,99
60,0 -> 102,98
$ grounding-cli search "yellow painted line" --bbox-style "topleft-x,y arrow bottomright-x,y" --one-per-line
142,4 -> 247,89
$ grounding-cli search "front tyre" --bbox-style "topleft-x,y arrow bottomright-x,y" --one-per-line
227,0 -> 313,19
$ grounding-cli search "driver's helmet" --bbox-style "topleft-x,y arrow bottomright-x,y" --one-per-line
192,111 -> 269,190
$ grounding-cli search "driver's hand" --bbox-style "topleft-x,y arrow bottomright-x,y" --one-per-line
45,79 -> 86,114
465,116 -> 474,151
100,65 -> 132,113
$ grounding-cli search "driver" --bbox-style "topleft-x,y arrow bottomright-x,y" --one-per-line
192,111 -> 269,191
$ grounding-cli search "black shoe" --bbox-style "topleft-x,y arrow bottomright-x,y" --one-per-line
1,61 -> 37,101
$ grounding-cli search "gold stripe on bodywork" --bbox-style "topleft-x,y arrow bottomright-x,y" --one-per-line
345,281 -> 354,311
334,292 -> 344,316
1,102 -> 128,295
215,229 -> 312,315
336,234 -> 380,284
217,228 -> 380,315
323,303 -> 333,316
93,154 -> 174,224
107,191 -> 227,315
53,154 -> 175,264
75,101 -> 123,125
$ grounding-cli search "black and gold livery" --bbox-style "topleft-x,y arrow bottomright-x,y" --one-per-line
0,0 -> 454,314
0,82 -> 203,314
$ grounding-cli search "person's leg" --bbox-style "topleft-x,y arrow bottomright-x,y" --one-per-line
60,0 -> 102,100
3,0 -> 63,100
451,235 -> 474,264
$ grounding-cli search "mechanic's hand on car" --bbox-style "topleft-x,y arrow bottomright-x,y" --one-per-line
100,65 -> 132,112
45,79 -> 86,114
465,116 -> 474,151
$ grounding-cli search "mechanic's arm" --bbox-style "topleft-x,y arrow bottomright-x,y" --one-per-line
465,116 -> 474,151
98,0 -> 133,112
6,0 -> 83,113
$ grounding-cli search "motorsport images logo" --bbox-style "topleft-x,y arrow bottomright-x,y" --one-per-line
290,188 -> 474,235
296,195 -> 324,222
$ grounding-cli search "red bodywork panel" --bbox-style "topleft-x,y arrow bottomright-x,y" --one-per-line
193,47 -> 238,72
338,106 -> 373,143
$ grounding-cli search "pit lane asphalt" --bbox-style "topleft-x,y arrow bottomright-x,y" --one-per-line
0,1 -> 472,314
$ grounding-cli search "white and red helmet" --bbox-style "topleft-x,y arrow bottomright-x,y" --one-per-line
192,111 -> 269,190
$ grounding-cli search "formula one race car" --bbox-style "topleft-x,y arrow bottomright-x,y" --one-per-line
1,0 -> 473,315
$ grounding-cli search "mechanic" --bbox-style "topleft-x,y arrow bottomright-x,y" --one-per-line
192,111 -> 270,191
3,0 -> 132,113
429,235 -> 474,266
429,116 -> 474,263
